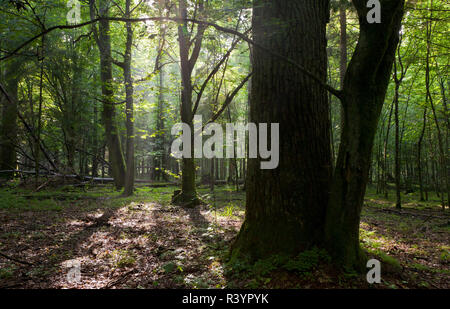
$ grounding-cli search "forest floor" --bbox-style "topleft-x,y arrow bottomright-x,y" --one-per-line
0,181 -> 448,289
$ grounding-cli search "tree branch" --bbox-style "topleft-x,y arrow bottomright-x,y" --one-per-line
203,72 -> 253,130
0,16 -> 342,99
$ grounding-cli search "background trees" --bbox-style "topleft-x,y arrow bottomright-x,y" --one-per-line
0,0 -> 447,273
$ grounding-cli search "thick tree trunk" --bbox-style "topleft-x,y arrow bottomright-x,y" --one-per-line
324,0 -> 405,270
231,0 -> 332,261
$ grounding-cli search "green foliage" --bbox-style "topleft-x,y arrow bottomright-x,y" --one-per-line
0,190 -> 61,211
366,248 -> 402,273
284,248 -> 331,273
228,247 -> 331,279
162,261 -> 183,274
439,247 -> 450,264
0,264 -> 16,279
110,249 -> 136,269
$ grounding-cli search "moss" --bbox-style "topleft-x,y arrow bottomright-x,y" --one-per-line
439,247 -> 450,263
228,247 -> 331,282
111,249 -> 136,269
0,264 -> 16,279
283,248 -> 330,273
0,190 -> 62,211
171,190 -> 203,208
366,248 -> 402,273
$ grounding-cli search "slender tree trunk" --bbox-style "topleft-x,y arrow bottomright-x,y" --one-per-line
339,2 -> 347,90
123,0 -> 135,196
325,0 -> 405,270
383,101 -> 394,198
0,61 -> 19,178
210,157 -> 215,192
35,39 -> 45,187
155,3 -> 167,182
92,99 -> 99,177
394,67 -> 402,209
90,0 -> 126,190
172,0 -> 206,206
425,2 -> 446,209
439,79 -> 450,206
417,107 -> 427,201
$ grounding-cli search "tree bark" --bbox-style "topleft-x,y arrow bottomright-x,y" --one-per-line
90,0 -> 126,190
122,0 -> 135,197
383,101 -> 394,198
339,1 -> 347,89
394,59 -> 402,209
324,0 -> 405,270
172,0 -> 206,207
417,107 -> 427,201
0,61 -> 19,177
154,2 -> 168,182
425,1 -> 446,209
231,0 -> 332,261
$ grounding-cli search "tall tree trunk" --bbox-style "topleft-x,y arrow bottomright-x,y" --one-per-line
231,0 -> 332,261
123,0 -> 135,196
90,0 -> 126,190
417,107 -> 427,201
394,61 -> 402,209
383,101 -> 394,198
425,1 -> 446,209
155,2 -> 168,182
35,38 -> 45,187
172,0 -> 206,207
438,79 -> 449,206
324,0 -> 405,270
339,2 -> 347,89
92,99 -> 99,177
0,61 -> 19,177
210,157 -> 215,192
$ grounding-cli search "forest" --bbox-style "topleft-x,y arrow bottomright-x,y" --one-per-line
0,0 -> 448,291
